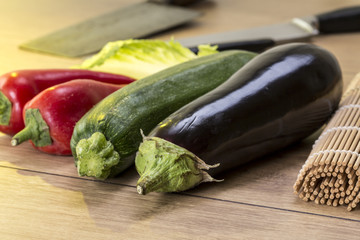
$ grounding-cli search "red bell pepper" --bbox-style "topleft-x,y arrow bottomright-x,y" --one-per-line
0,69 -> 135,136
11,79 -> 127,155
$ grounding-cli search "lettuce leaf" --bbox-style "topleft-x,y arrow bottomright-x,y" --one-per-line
74,39 -> 218,79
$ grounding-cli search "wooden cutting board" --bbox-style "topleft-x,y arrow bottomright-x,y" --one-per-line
1,132 -> 360,239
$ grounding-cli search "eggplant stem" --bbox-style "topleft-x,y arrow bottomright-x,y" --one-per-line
137,185 -> 145,195
135,136 -> 221,194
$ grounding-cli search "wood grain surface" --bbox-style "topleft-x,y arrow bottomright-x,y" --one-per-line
1,0 -> 360,239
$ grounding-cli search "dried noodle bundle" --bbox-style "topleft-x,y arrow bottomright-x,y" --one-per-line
294,73 -> 360,211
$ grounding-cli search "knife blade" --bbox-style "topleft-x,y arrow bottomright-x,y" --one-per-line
177,6 -> 360,52
19,0 -> 200,58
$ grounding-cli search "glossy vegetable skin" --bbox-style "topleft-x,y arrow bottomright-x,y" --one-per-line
135,43 -> 343,194
11,80 -> 127,155
70,50 -> 257,179
0,69 -> 134,136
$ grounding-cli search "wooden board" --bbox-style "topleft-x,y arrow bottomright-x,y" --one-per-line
1,0 -> 360,239
1,135 -> 360,239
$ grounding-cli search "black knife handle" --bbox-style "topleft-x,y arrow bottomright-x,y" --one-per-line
189,39 -> 276,53
148,0 -> 200,5
317,6 -> 360,33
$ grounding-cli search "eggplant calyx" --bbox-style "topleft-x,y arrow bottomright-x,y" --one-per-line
0,91 -> 12,126
11,108 -> 52,147
135,136 -> 221,195
75,132 -> 120,179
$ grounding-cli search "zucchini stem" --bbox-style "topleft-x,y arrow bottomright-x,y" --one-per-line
11,108 -> 52,147
75,132 -> 120,179
135,136 -> 221,194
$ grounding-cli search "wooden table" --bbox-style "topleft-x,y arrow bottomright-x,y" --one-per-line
1,0 -> 360,239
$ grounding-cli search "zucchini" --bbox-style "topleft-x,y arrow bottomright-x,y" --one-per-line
135,43 -> 343,194
70,50 -> 257,179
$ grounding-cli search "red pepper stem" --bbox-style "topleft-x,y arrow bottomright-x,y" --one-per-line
11,108 -> 52,147
11,125 -> 33,146
0,91 -> 12,126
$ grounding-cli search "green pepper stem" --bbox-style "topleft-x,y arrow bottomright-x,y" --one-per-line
75,132 -> 120,179
11,108 -> 52,147
135,136 -> 222,195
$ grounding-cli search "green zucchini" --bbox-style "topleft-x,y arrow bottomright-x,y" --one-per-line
70,50 -> 257,179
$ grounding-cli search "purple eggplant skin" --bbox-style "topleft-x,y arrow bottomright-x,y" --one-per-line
148,43 -> 343,176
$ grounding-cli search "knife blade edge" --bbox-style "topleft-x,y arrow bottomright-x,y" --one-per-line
177,16 -> 319,49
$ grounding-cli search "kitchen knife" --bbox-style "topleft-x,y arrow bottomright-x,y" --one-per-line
177,6 -> 360,52
19,0 -> 200,58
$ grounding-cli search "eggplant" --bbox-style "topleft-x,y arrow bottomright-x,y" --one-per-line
135,43 -> 343,195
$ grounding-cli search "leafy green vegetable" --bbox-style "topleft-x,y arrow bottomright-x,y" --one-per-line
75,39 -> 218,79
